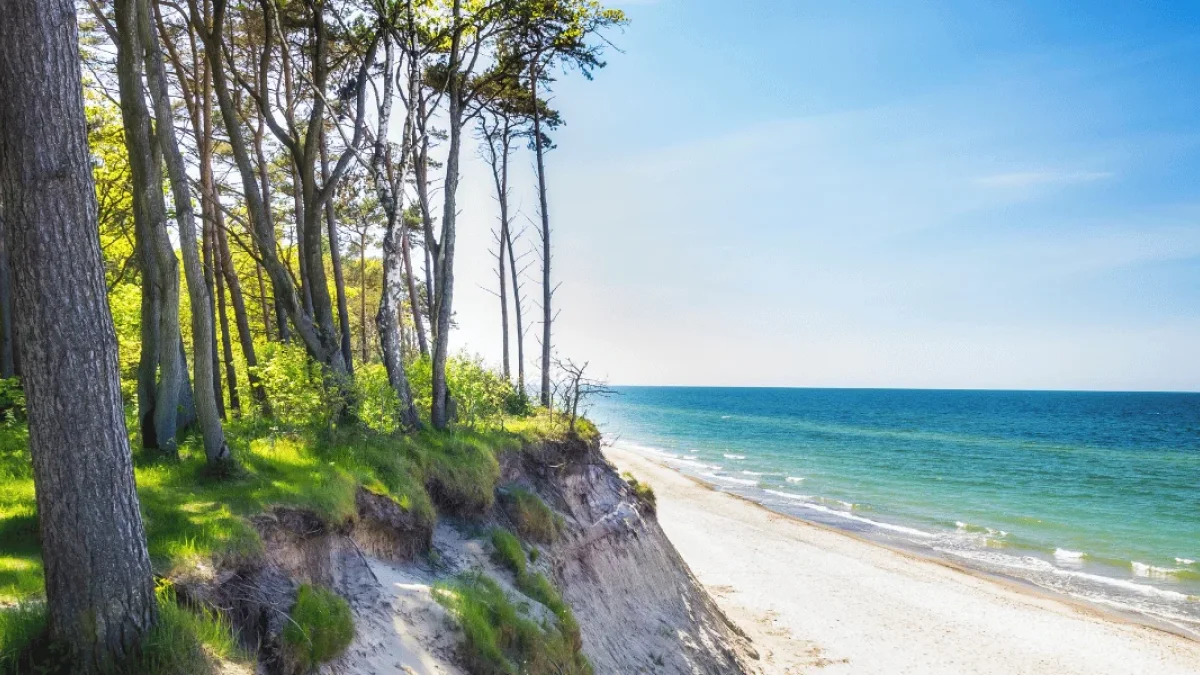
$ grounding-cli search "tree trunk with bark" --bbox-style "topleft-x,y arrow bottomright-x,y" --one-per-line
141,0 -> 231,466
189,0 -> 350,381
213,222 -> 240,416
532,57 -> 553,408
112,0 -> 185,456
368,34 -> 420,430
0,203 -> 15,379
505,214 -> 526,396
0,2 -> 158,668
402,224 -> 428,357
429,0 -> 466,429
215,195 -> 270,414
321,129 -> 354,374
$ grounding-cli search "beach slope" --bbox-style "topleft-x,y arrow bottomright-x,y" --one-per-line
606,446 -> 1200,675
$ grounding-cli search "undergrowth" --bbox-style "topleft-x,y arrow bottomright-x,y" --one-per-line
499,488 -> 559,544
0,583 -> 249,675
434,571 -> 590,675
282,584 -> 355,672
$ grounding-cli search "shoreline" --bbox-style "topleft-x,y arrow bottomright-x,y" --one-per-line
605,444 -> 1200,674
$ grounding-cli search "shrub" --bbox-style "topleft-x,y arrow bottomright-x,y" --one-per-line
500,488 -> 558,543
283,584 -> 355,672
408,354 -> 520,429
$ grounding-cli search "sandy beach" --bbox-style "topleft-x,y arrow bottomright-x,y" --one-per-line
605,445 -> 1200,675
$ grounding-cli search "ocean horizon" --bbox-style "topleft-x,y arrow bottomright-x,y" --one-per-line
590,386 -> 1200,639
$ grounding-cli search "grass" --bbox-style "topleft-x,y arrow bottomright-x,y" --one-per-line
622,472 -> 656,515
489,528 -> 582,655
414,430 -> 506,515
434,572 -> 591,675
0,393 -> 593,672
503,412 -> 599,445
0,584 -> 250,675
135,583 -> 251,675
281,584 -> 355,671
0,603 -> 44,674
490,529 -> 527,577
500,488 -> 559,544
0,416 -> 532,602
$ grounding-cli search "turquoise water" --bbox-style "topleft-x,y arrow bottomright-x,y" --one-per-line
590,387 -> 1200,637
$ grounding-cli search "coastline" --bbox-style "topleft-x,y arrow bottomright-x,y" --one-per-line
605,444 -> 1200,675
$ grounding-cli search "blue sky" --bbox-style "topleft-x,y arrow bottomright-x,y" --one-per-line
446,0 -> 1200,391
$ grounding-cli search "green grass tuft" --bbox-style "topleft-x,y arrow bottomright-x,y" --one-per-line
0,602 -> 46,673
622,472 -> 656,515
501,488 -> 558,544
490,529 -> 526,577
434,572 -> 590,675
134,583 -> 251,675
282,584 -> 355,671
416,431 -> 502,515
0,584 -> 249,675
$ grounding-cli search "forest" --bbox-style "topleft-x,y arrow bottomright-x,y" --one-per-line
0,0 -> 624,672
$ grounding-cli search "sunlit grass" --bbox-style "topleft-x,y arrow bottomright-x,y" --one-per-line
0,402 -> 592,612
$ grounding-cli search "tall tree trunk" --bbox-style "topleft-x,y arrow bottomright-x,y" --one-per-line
402,226 -> 428,357
202,203 -> 226,420
190,0 -> 349,381
141,0 -> 231,465
429,0 -> 465,429
215,195 -> 270,414
213,219 -> 240,416
360,236 -> 368,362
0,203 -> 15,379
505,222 -> 526,395
486,118 -> 513,382
532,58 -> 553,408
253,110 -> 289,343
369,34 -> 420,429
0,2 -> 158,668
112,0 -> 183,456
321,128 -> 354,373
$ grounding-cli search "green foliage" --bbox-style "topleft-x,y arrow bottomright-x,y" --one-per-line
503,411 -> 599,444
0,380 -> 24,423
0,424 -> 37,603
134,582 -> 251,675
408,354 -> 520,428
434,572 -> 590,675
490,529 -> 526,577
0,584 -> 249,675
414,430 -> 504,514
0,603 -> 45,674
621,472 -> 656,515
500,488 -> 558,544
254,343 -> 336,429
283,584 -> 355,671
313,428 -> 436,532
488,526 -> 583,660
353,363 -> 404,434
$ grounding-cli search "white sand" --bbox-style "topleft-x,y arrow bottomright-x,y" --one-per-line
606,446 -> 1200,675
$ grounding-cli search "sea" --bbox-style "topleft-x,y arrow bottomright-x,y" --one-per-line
589,387 -> 1200,639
